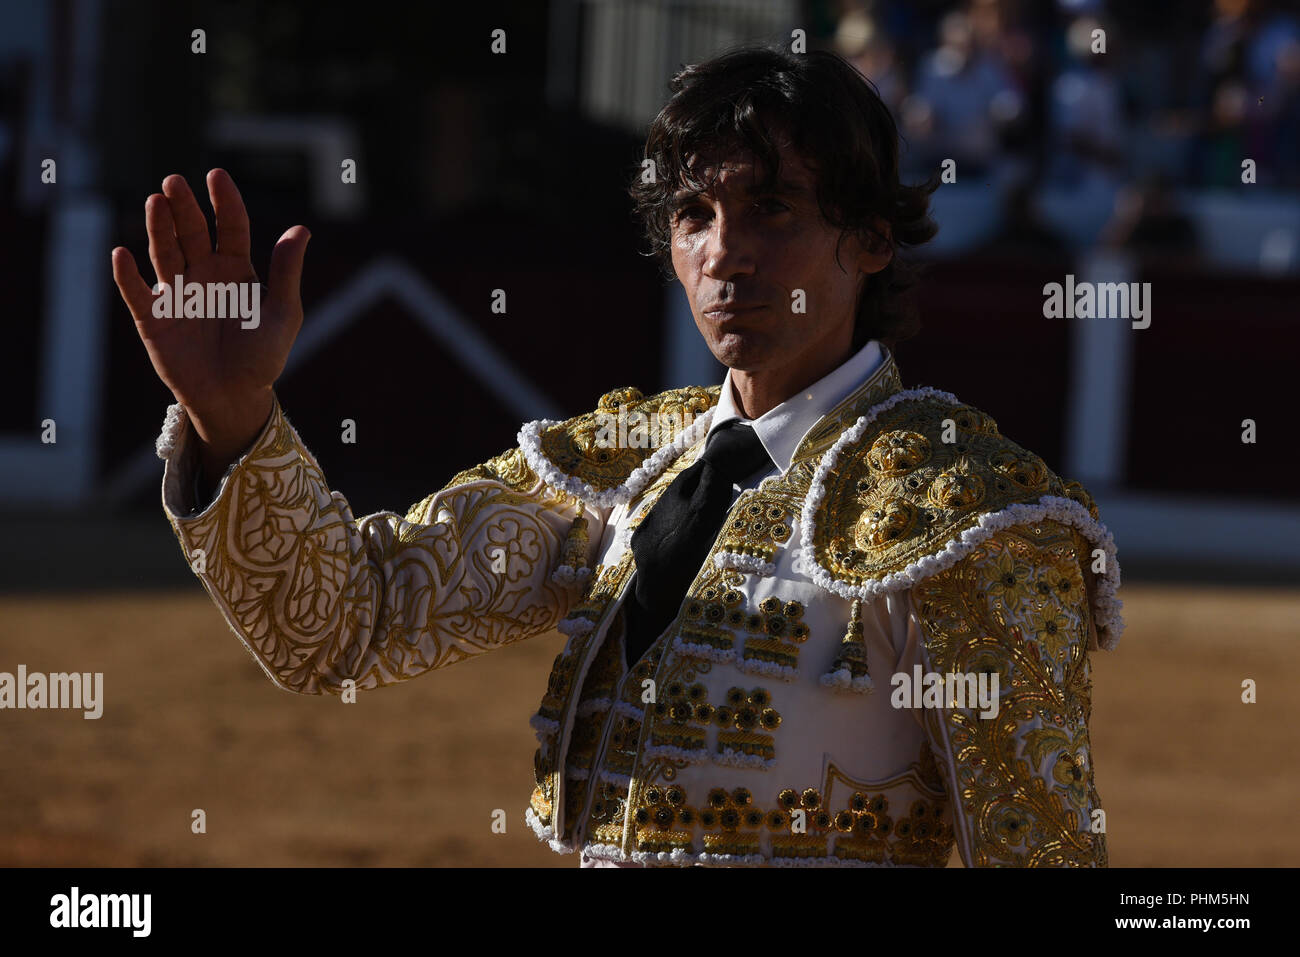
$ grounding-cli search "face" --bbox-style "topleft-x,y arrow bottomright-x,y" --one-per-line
669,140 -> 891,379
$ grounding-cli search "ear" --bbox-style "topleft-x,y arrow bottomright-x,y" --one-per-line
857,218 -> 893,275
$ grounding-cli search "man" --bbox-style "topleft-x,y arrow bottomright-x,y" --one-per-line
113,46 -> 1123,867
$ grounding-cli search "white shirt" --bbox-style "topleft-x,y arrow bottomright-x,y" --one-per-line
705,339 -> 884,493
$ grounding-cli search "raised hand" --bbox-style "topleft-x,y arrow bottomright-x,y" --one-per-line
112,169 -> 310,487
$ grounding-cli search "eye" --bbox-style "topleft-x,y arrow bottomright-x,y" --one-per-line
754,197 -> 790,214
673,203 -> 709,224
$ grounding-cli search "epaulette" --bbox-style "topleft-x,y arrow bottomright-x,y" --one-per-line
518,384 -> 721,508
799,388 -> 1122,647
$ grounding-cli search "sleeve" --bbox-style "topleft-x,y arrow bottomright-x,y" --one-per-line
903,518 -> 1109,867
157,392 -> 604,695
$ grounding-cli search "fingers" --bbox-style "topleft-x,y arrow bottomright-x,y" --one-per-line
267,226 -> 311,322
208,168 -> 251,260
111,247 -> 157,323
161,174 -> 213,268
145,194 -> 186,288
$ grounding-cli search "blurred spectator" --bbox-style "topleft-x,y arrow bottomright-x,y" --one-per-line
835,8 -> 908,113
902,6 -> 1024,178
1046,15 -> 1126,188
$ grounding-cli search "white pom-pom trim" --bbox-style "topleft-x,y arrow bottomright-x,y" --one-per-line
713,749 -> 775,770
671,638 -> 736,663
575,697 -> 613,719
669,639 -> 798,681
733,657 -> 800,682
529,713 -> 559,735
713,551 -> 776,576
557,616 -> 596,637
596,769 -> 632,788
643,744 -> 710,765
517,407 -> 716,509
612,700 -> 644,720
819,669 -> 875,693
575,842 -> 630,862
550,565 -> 592,586
156,402 -> 189,459
798,388 -> 1125,649
525,807 -> 575,854
579,842 -> 770,867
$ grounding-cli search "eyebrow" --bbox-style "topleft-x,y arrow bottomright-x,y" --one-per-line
671,177 -> 812,209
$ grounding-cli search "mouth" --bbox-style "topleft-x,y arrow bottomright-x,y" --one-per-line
702,303 -> 767,321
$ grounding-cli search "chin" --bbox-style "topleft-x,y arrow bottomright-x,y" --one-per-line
708,332 -> 777,372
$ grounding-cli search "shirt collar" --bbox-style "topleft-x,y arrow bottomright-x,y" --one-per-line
707,339 -> 885,474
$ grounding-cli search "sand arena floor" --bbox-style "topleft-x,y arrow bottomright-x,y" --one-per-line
0,584 -> 1295,867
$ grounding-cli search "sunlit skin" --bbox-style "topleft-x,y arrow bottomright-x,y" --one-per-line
669,140 -> 892,419
111,169 -> 310,497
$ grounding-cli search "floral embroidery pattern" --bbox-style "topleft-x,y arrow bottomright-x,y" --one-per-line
911,519 -> 1108,867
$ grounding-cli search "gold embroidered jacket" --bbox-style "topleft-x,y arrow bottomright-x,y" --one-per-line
157,348 -> 1124,867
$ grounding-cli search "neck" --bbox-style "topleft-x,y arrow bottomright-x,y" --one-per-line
729,336 -> 858,420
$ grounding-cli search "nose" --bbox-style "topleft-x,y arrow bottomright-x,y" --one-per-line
702,208 -> 757,282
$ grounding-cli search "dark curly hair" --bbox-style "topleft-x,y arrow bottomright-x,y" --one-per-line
630,45 -> 938,352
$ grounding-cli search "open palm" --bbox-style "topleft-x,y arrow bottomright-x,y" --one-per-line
112,168 -> 310,445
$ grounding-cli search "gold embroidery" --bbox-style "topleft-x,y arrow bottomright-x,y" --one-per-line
676,565 -> 813,678
535,385 -> 719,494
789,356 -> 906,463
430,446 -> 539,505
809,395 -> 1100,584
534,555 -> 640,834
717,498 -> 795,563
562,553 -> 635,626
589,778 -> 633,846
910,519 -> 1107,866
563,630 -> 626,777
717,729 -> 775,760
614,772 -> 952,865
167,398 -> 579,695
513,350 -> 1114,865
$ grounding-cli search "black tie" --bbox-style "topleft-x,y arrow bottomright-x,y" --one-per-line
623,420 -> 772,667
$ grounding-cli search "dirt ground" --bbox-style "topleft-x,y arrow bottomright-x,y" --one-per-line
0,583 -> 1295,867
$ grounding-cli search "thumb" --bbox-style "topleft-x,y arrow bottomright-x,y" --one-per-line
267,225 -> 311,311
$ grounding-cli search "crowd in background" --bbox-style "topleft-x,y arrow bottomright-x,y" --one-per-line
830,0 -> 1299,260
835,0 -> 1299,188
